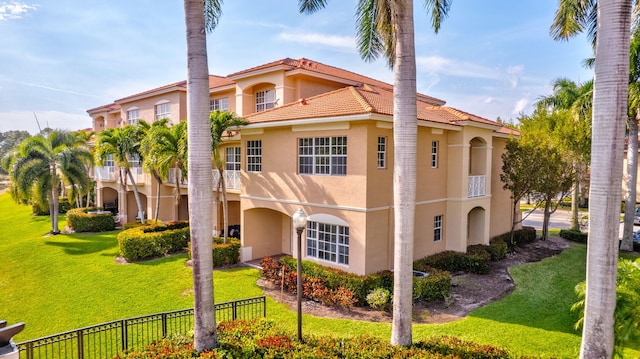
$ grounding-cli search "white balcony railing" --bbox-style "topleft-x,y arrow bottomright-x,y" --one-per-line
166,168 -> 188,186
93,166 -> 116,182
213,170 -> 241,191
468,175 -> 486,198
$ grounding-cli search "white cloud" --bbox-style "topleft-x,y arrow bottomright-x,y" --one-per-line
506,65 -> 524,88
277,32 -> 355,49
484,97 -> 494,104
0,1 -> 36,21
416,56 -> 500,80
512,98 -> 529,114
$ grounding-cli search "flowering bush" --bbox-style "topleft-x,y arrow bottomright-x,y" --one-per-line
366,287 -> 391,310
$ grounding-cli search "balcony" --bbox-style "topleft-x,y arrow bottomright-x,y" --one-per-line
468,175 -> 486,198
166,168 -> 188,186
129,167 -> 146,185
94,166 -> 116,182
213,170 -> 241,191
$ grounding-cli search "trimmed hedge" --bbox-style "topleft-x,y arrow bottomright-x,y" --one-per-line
265,256 -> 451,306
186,237 -> 241,268
118,224 -> 190,261
414,250 -> 490,275
559,229 -> 588,243
118,319 -> 516,359
66,207 -> 115,232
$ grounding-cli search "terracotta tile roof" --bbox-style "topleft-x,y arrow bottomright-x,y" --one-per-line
228,57 -> 444,106
114,80 -> 188,103
496,126 -> 520,136
87,103 -> 120,114
246,84 -> 503,130
209,75 -> 235,89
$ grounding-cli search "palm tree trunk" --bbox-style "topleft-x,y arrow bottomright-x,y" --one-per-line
184,0 -> 216,351
174,166 -> 181,220
571,161 -> 580,230
126,169 -> 145,224
219,168 -> 228,243
622,116 -> 638,251
155,181 -> 161,222
580,1 -> 630,357
50,177 -> 60,234
391,0 -> 417,347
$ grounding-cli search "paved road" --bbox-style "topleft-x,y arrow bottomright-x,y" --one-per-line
522,208 -> 637,238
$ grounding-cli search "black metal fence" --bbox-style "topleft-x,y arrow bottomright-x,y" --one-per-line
16,296 -> 266,359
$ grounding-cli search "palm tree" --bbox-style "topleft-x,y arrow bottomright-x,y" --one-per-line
71,129 -> 95,208
95,123 -> 148,224
299,0 -> 452,346
210,110 -> 247,243
4,130 -> 91,234
142,119 -> 188,222
183,0 -> 221,352
536,78 -> 592,231
552,2 -> 632,356
621,28 -> 640,252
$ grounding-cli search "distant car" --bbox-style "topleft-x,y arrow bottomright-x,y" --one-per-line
635,207 -> 640,225
634,229 -> 640,244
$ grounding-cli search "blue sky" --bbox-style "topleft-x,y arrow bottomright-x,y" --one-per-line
0,1 -> 594,135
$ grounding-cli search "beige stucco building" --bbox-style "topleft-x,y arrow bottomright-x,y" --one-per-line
88,57 -> 518,275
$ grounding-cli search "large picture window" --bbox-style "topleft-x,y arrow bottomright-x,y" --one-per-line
306,221 -> 349,265
256,90 -> 275,112
298,136 -> 347,176
246,140 -> 262,172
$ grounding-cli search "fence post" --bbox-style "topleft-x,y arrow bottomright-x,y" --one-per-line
26,342 -> 33,359
232,301 -> 237,321
121,320 -> 128,351
162,313 -> 167,338
77,330 -> 84,359
262,296 -> 266,318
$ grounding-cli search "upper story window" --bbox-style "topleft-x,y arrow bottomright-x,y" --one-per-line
377,136 -> 387,169
298,136 -> 347,176
434,214 -> 443,242
129,154 -> 142,168
256,90 -> 275,112
127,108 -> 139,125
210,98 -> 229,112
225,147 -> 241,172
155,102 -> 170,121
306,221 -> 349,265
431,140 -> 439,168
105,154 -> 115,168
246,140 -> 262,172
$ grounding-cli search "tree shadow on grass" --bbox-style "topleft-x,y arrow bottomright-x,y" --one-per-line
126,252 -> 189,266
44,232 -> 118,256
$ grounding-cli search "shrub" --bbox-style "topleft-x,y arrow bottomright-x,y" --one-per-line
491,227 -> 537,248
412,269 -> 452,301
66,207 -> 115,232
559,229 -> 588,243
366,287 -> 391,309
118,225 -> 190,261
212,238 -> 240,267
32,197 -> 72,215
488,237 -> 508,261
415,250 -> 490,274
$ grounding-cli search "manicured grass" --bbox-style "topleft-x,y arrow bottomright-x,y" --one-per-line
2,192 -> 638,358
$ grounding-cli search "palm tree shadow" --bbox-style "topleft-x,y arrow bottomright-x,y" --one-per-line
44,232 -> 118,256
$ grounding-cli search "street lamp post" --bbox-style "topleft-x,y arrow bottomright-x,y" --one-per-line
292,208 -> 308,341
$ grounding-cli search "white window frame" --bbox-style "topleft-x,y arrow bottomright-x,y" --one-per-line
256,90 -> 276,112
377,136 -> 387,169
155,102 -> 171,121
225,146 -> 241,172
105,154 -> 115,167
210,97 -> 229,111
298,136 -> 347,176
246,140 -> 262,172
129,154 -> 142,168
431,140 -> 439,168
306,221 -> 349,265
434,215 -> 443,242
126,108 -> 139,125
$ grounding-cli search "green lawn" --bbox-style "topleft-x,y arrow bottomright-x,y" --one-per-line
1,192 -> 638,358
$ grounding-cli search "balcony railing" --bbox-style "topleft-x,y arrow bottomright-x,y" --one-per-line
213,170 -> 241,191
166,168 -> 188,186
93,166 -> 116,182
468,175 -> 486,198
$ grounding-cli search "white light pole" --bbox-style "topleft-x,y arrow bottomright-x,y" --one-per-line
292,208 -> 308,341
